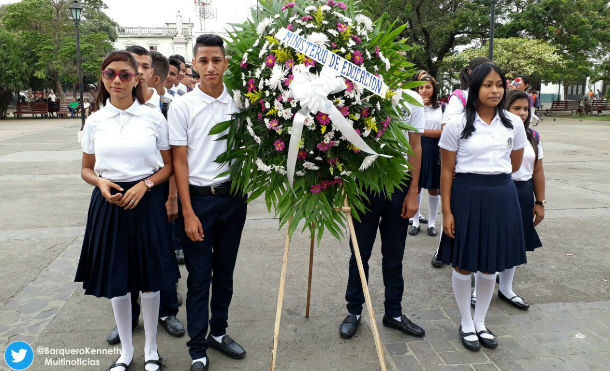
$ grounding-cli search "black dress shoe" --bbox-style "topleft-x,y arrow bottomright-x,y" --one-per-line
408,225 -> 420,236
382,314 -> 425,337
189,360 -> 208,371
158,315 -> 185,337
431,252 -> 444,268
498,290 -> 530,310
339,314 -> 361,339
459,326 -> 480,351
477,329 -> 498,349
175,249 -> 185,265
144,352 -> 164,371
418,216 -> 428,224
427,226 -> 437,237
105,357 -> 131,371
408,218 -> 413,225
207,334 -> 246,359
106,318 -> 138,345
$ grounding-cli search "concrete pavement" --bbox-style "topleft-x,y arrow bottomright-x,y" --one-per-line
0,116 -> 608,371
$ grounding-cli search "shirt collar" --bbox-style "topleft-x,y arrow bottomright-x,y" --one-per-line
145,88 -> 160,107
193,84 -> 231,104
474,111 -> 502,126
100,99 -> 145,118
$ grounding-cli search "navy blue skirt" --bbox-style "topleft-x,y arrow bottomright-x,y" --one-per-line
75,179 -> 180,299
515,180 -> 542,251
418,137 -> 441,189
437,173 -> 527,273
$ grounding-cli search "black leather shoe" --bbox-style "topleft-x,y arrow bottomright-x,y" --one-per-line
189,360 -> 208,371
106,318 -> 138,345
175,249 -> 185,265
408,218 -> 413,225
408,225 -> 420,236
427,226 -> 437,236
477,329 -> 498,349
498,290 -> 529,310
339,314 -> 361,339
431,252 -> 444,268
144,352 -> 164,371
177,291 -> 183,306
105,357 -> 131,371
459,326 -> 480,351
158,315 -> 185,337
382,314 -> 425,337
207,334 -> 246,359
418,216 -> 428,224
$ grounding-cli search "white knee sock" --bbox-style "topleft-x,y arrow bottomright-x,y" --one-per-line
428,194 -> 440,227
412,190 -> 423,227
111,293 -> 133,369
452,270 -> 476,341
141,291 -> 160,371
473,272 -> 496,339
499,267 -> 523,303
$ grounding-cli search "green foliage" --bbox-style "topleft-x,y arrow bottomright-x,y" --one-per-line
0,26 -> 30,117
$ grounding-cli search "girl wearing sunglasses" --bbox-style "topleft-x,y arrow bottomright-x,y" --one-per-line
75,51 -> 178,371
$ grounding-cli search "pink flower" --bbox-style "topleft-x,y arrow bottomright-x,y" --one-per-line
259,99 -> 266,112
331,42 -> 337,48
301,15 -> 313,21
283,75 -> 294,87
337,22 -> 348,33
316,141 -> 336,152
339,106 -> 349,117
277,94 -> 283,103
286,24 -> 294,31
352,50 -> 364,65
247,78 -> 256,92
267,118 -> 279,131
257,113 -> 263,121
316,112 -> 331,125
361,107 -> 370,117
355,128 -> 361,135
375,46 -> 380,58
328,158 -> 339,166
352,35 -> 362,44
332,177 -> 343,186
285,59 -> 295,69
304,58 -> 315,67
310,184 -> 322,194
321,180 -> 332,190
337,2 -> 347,10
281,2 -> 295,11
265,54 -> 276,68
327,0 -> 337,6
298,150 -> 307,160
345,80 -> 354,92
240,59 -> 248,69
274,139 -> 285,151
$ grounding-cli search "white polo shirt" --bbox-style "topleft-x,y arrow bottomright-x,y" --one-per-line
81,100 -> 170,182
443,89 -> 468,124
439,110 -> 527,175
424,105 -> 443,130
168,85 -> 237,186
144,88 -> 161,112
512,139 -> 544,181
398,89 -> 426,133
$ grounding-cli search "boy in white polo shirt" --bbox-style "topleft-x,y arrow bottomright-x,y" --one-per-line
168,34 -> 247,371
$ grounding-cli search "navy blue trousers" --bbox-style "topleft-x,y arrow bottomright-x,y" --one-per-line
345,182 -> 411,319
177,192 -> 247,360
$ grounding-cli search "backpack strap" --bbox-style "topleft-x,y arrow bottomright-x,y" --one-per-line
450,89 -> 466,106
530,129 -> 541,142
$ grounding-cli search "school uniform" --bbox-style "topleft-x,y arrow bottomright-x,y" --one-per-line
419,105 -> 443,189
436,110 -> 528,273
443,89 -> 468,124
168,84 -> 247,360
345,90 -> 425,319
75,100 -> 180,299
512,136 -> 543,251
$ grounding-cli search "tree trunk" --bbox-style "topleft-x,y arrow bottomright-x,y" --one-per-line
53,71 -> 65,102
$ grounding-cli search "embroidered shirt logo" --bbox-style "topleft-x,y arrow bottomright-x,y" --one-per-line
507,137 -> 513,148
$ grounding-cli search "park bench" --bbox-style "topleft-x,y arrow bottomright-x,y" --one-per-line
57,102 -> 73,118
13,102 -> 50,118
541,100 -> 579,116
591,99 -> 610,114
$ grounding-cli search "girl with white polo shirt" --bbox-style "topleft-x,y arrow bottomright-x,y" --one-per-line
436,63 -> 527,351
75,51 -> 178,371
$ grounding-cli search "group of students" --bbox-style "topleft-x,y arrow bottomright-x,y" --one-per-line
74,35 -> 547,371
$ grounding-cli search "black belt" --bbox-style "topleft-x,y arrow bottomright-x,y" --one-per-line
189,181 -> 232,196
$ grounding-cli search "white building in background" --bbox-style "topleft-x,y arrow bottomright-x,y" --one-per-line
114,12 -> 195,61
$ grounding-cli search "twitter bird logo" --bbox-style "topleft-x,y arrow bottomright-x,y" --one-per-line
4,341 -> 34,370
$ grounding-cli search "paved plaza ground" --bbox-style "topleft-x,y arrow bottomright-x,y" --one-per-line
0,115 -> 608,371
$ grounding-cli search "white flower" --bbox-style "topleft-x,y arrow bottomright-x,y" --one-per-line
293,28 -> 303,35
304,114 -> 315,129
256,158 -> 272,173
274,165 -> 287,175
340,170 -> 352,176
303,161 -> 319,170
340,47 -> 346,53
258,40 -> 269,58
307,32 -> 329,47
378,51 -> 391,71
305,5 -> 317,12
323,137 -> 330,144
241,52 -> 248,64
321,5 -> 331,11
327,29 -> 339,37
365,50 -> 371,59
290,100 -> 298,108
334,98 -> 345,106
280,108 -> 293,119
267,64 -> 288,91
347,39 -> 355,47
363,128 -> 371,137
265,102 -> 270,109
232,90 -> 244,109
289,15 -> 298,22
274,14 -> 280,19
265,90 -> 270,97
376,101 -> 381,111
255,66 -> 263,79
253,37 -> 261,47
274,99 -> 284,110
374,65 -> 379,72
296,171 -> 305,176
258,79 -> 265,90
305,23 -> 316,29
391,89 -> 403,107
244,99 -> 250,108
257,17 -> 274,35
355,14 -> 373,32
315,157 -> 323,161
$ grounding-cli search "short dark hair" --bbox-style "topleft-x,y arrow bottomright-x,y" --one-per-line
126,45 -> 149,56
516,75 -> 530,86
168,56 -> 182,71
170,54 -> 186,64
150,51 -> 169,80
193,34 -> 225,56
185,63 -> 192,69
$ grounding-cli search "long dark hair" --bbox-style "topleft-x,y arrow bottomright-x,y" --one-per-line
459,56 -> 490,90
418,74 -> 440,109
505,89 -> 539,159
461,63 -> 513,139
94,51 -> 145,109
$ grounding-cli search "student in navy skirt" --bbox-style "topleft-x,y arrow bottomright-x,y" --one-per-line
409,72 -> 443,237
437,63 -> 527,351
75,51 -> 178,371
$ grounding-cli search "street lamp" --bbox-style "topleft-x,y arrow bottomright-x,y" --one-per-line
69,0 -> 85,130
488,0 -> 496,61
